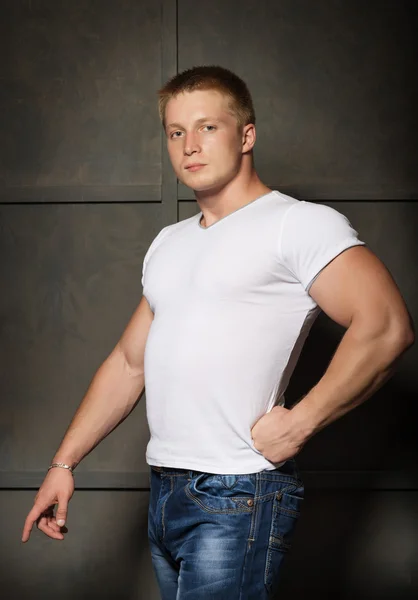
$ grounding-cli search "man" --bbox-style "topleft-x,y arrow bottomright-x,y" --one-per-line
22,66 -> 414,599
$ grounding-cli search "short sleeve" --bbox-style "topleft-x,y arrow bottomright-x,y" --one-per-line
279,201 -> 366,291
141,226 -> 170,288
141,249 -> 150,288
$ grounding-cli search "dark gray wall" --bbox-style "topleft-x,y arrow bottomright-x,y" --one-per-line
1,1 -> 417,598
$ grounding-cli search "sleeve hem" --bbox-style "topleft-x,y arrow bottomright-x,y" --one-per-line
305,240 -> 366,292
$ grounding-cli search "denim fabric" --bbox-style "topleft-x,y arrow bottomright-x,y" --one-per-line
148,459 -> 304,599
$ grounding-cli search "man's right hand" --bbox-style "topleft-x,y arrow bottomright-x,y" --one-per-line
21,467 -> 75,543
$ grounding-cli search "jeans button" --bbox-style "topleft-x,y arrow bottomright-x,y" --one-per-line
247,499 -> 254,506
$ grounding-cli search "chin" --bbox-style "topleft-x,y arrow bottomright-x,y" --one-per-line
180,174 -> 229,194
178,175 -> 211,190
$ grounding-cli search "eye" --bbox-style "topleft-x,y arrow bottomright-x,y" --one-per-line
169,131 -> 183,139
203,125 -> 216,132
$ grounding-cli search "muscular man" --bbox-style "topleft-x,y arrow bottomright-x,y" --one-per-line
22,66 -> 414,599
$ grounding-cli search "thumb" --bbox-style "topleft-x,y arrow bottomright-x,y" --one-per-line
55,499 -> 68,527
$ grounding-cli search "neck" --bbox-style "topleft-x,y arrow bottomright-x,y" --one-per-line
196,169 -> 271,228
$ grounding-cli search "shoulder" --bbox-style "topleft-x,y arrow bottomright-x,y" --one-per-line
284,199 -> 350,223
268,192 -> 349,226
145,214 -> 198,258
278,199 -> 365,290
281,200 -> 357,242
157,213 -> 198,239
157,214 -> 196,238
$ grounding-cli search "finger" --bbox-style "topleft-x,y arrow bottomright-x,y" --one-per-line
37,516 -> 64,539
47,518 -> 62,533
37,519 -> 64,540
22,505 -> 44,542
55,497 -> 69,528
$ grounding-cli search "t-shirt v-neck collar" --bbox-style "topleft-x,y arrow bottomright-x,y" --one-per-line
197,190 -> 274,230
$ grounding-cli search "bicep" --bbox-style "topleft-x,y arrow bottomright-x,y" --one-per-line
117,295 -> 154,374
308,245 -> 412,333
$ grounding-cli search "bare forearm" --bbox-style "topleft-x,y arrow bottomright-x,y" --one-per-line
290,322 -> 414,440
52,344 -> 145,468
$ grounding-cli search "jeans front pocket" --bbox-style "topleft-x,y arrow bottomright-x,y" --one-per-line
264,482 -> 304,594
185,472 -> 256,514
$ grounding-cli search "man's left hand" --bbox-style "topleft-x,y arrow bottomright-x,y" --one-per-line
250,405 -> 307,463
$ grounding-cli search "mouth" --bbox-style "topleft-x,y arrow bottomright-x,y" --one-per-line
185,164 -> 206,172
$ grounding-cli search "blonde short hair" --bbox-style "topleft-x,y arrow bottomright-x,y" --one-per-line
158,65 -> 256,130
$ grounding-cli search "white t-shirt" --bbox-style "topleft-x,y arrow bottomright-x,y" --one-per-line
141,190 -> 365,474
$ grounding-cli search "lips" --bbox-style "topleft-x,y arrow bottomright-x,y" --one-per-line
185,163 -> 206,170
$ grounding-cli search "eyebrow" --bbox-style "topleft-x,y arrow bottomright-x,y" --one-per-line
166,117 -> 224,131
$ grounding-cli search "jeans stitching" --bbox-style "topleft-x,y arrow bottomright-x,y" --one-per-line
264,483 -> 302,591
160,475 -> 174,542
184,481 -> 254,514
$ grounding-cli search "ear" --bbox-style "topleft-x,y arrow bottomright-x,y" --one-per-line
242,123 -> 256,153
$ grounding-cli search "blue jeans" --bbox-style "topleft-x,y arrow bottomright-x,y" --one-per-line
148,459 -> 304,599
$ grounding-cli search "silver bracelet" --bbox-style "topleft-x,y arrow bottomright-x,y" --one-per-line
48,462 -> 74,475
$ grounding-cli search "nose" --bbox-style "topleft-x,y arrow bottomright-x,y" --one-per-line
183,132 -> 201,156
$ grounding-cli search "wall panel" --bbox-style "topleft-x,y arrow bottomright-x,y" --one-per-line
1,0 -> 163,196
178,0 -> 417,200
0,203 -> 163,475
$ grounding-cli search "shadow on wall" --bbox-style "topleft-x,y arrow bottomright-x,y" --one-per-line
278,239 -> 417,599
286,310 -> 417,474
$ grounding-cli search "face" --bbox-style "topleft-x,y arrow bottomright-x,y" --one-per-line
164,90 -> 253,192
